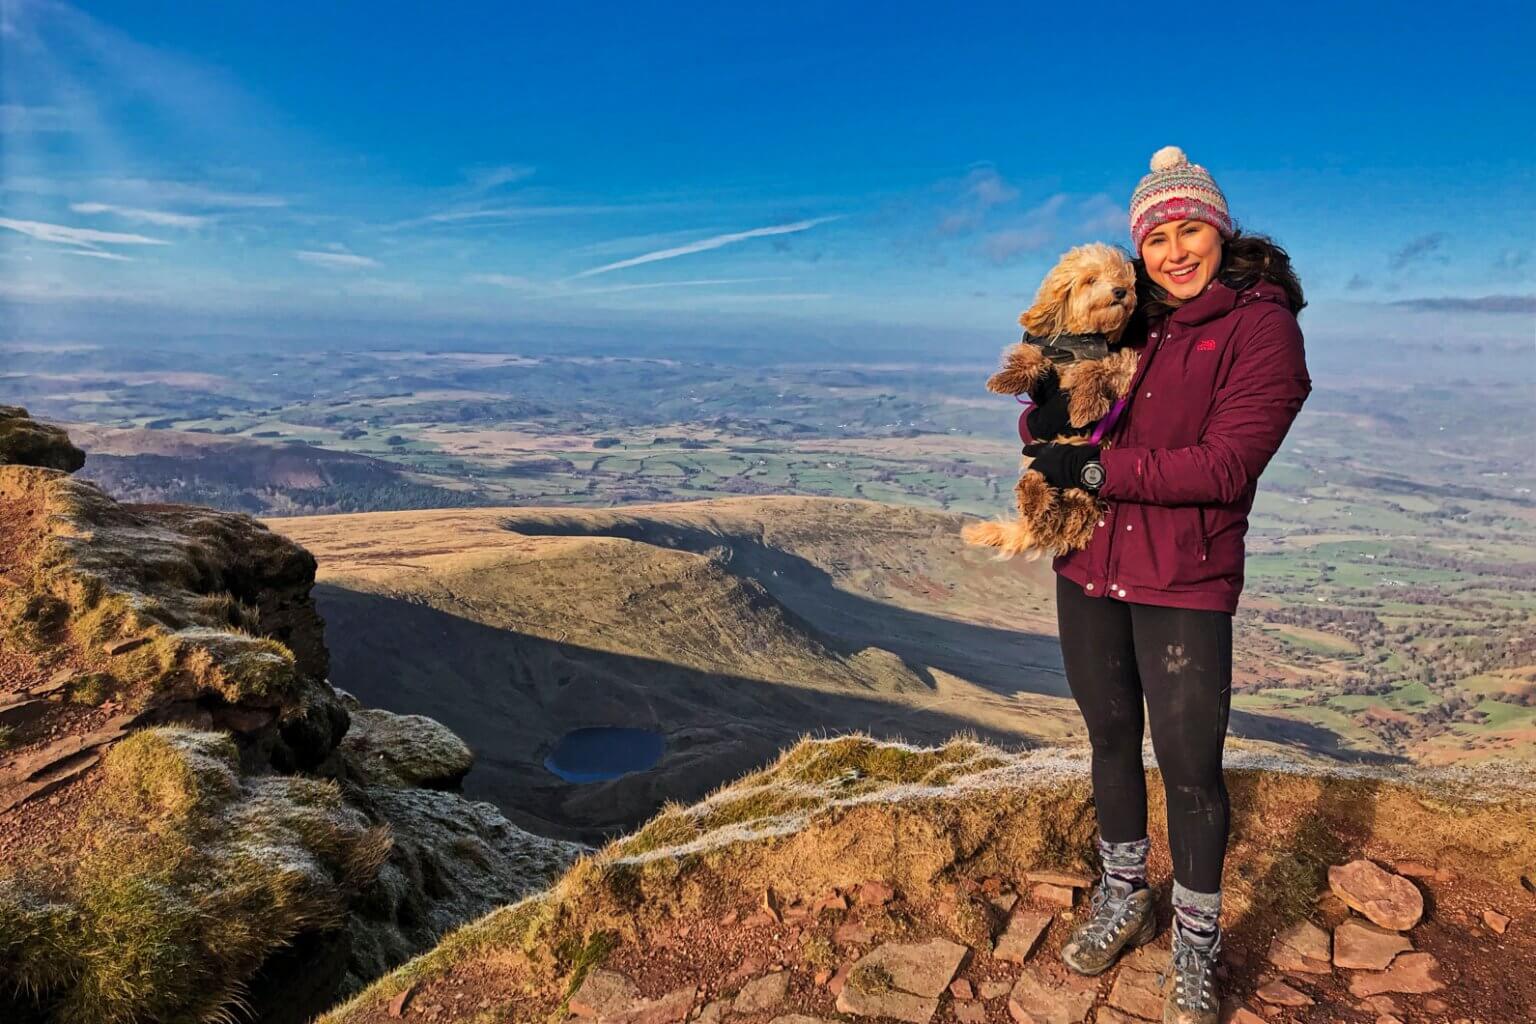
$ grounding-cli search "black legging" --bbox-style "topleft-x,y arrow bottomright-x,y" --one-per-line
1055,573 -> 1234,892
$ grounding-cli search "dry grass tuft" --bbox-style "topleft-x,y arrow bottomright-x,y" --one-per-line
0,729 -> 390,1023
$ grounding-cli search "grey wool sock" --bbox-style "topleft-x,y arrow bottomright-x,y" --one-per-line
1097,835 -> 1150,891
1171,880 -> 1221,947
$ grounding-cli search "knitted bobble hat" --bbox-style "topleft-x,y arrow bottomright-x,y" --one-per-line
1129,145 -> 1233,250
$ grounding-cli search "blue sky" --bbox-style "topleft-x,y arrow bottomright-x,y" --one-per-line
2,0 -> 1532,352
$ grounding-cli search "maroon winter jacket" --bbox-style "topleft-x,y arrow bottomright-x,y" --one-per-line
1018,277 -> 1311,613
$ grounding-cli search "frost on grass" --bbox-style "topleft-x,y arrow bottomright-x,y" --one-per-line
0,728 -> 390,1024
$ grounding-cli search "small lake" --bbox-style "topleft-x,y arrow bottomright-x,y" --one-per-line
544,726 -> 666,783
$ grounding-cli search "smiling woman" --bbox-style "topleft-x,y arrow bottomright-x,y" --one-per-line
1014,145 -> 1313,1024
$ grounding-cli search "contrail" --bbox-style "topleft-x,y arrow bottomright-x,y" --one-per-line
570,216 -> 839,278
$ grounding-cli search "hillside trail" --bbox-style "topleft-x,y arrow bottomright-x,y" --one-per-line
356,851 -> 1530,1023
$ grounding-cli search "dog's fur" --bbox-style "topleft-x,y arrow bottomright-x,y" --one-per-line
962,243 -> 1139,559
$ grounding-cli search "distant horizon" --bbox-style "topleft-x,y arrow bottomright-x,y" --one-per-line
3,1 -> 1533,352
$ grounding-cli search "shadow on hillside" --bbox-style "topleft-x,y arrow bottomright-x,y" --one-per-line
1227,709 -> 1405,766
495,511 -> 1071,698
318,578 -> 1405,848
317,583 -> 1053,845
492,512 -> 1405,766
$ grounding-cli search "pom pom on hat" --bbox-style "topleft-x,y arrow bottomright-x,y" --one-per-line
1149,145 -> 1189,172
1129,145 -> 1232,250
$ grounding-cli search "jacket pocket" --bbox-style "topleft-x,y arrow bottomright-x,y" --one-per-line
1161,505 -> 1218,588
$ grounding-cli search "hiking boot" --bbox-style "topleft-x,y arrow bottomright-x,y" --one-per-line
1059,875 -> 1158,976
1158,920 -> 1223,1024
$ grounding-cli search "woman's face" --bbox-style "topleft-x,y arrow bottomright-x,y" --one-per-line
1140,219 -> 1223,301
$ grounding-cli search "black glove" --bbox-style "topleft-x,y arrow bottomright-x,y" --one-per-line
1025,389 -> 1093,440
1023,442 -> 1103,492
1026,362 -> 1061,404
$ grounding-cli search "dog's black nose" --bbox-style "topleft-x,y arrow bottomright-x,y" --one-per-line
1113,288 -> 1128,300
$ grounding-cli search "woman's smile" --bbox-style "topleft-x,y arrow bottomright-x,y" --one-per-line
1140,218 -> 1223,300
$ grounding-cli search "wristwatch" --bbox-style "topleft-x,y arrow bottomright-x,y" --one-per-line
1079,459 -> 1106,493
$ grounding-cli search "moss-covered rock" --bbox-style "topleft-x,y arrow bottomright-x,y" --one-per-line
341,705 -> 475,789
0,463 -> 346,766
342,785 -> 585,994
0,407 -> 85,473
2,438 -> 570,1021
0,728 -> 391,1024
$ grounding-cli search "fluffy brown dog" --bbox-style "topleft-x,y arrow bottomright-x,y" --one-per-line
963,243 -> 1139,559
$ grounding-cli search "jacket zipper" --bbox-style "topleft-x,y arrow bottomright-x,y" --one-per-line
1102,319 -> 1169,592
1197,508 -> 1209,562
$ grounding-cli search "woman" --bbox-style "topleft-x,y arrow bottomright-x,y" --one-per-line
1018,146 -> 1311,1024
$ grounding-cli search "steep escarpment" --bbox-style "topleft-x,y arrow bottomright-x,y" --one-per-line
270,501 -> 1082,843
325,735 -> 1536,1023
0,409 -> 583,1023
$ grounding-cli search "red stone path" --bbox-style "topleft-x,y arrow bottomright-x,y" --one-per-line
353,861 -> 1534,1023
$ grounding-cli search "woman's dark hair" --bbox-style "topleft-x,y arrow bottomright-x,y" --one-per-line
1131,228 -> 1306,323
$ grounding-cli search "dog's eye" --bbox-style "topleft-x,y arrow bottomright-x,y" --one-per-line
1084,277 -> 1096,285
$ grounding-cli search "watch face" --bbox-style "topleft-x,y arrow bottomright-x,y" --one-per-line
1081,461 -> 1105,488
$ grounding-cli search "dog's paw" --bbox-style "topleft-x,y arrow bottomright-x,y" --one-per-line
986,342 -> 1052,395
1060,360 -> 1117,427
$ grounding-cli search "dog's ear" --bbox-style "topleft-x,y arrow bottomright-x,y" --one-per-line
1019,261 -> 1073,336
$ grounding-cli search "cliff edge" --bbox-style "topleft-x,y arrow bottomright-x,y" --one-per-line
0,408 -> 583,1023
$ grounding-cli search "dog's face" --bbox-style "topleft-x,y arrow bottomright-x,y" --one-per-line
1019,243 -> 1137,339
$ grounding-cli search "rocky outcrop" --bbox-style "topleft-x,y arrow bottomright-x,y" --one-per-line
0,406 -> 84,472
0,412 -> 580,1023
340,699 -> 474,789
1,727 -> 391,1024
339,708 -> 585,992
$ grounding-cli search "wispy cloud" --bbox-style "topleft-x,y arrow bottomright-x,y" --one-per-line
973,193 -> 1124,265
1388,232 -> 1447,271
462,164 -> 536,191
1388,294 -> 1536,314
294,249 -> 379,270
55,248 -> 135,262
0,217 -> 169,247
467,273 -> 543,291
6,176 -> 287,209
576,276 -> 793,296
390,203 -> 650,231
978,226 -> 1055,265
71,202 -> 208,228
1494,248 -> 1529,273
467,274 -> 794,298
0,103 -> 70,133
570,216 -> 840,278
936,167 -> 1020,237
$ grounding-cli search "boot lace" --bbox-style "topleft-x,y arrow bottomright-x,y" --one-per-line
1159,923 -> 1222,1012
1078,879 -> 1135,950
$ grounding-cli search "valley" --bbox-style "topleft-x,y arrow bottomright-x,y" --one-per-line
5,334 -> 1533,805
